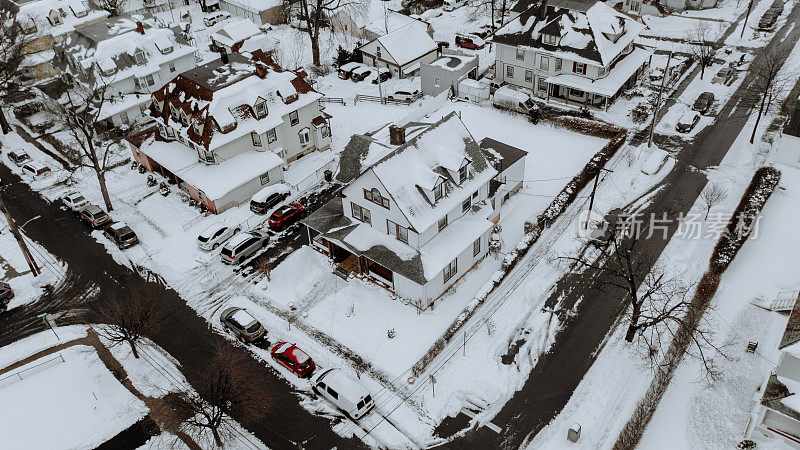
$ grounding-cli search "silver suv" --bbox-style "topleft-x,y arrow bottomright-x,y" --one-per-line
219,230 -> 269,264
80,205 -> 111,228
220,307 -> 266,343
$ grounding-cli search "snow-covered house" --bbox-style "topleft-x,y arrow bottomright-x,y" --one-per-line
660,0 -> 719,12
358,22 -> 439,79
210,17 -> 278,56
0,0 -> 109,81
491,0 -> 653,109
54,13 -> 198,128
304,113 -> 525,307
420,51 -> 479,96
218,0 -> 287,26
747,296 -> 800,448
334,7 -> 433,42
129,52 -> 331,213
775,96 -> 800,169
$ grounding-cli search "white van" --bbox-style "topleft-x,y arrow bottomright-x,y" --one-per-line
312,368 -> 375,420
494,86 -> 537,114
458,78 -> 490,103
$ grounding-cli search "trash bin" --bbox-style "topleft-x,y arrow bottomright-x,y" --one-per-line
324,169 -> 333,182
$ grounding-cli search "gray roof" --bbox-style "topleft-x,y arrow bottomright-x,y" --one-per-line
336,134 -> 377,184
780,293 -> 800,349
181,53 -> 256,92
761,374 -> 800,421
302,200 -> 427,285
480,137 -> 528,171
74,13 -> 154,43
784,96 -> 800,138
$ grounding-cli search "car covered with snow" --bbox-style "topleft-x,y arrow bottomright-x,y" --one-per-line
271,342 -> 315,377
312,368 -> 374,420
455,35 -> 483,50
676,111 -> 701,133
197,220 -> 241,251
387,90 -> 419,102
494,86 -> 537,115
62,192 -> 89,212
8,149 -> 31,166
219,230 -> 269,264
250,183 -> 290,215
350,66 -> 373,83
692,92 -> 715,114
268,203 -> 305,231
103,221 -> 139,249
21,161 -> 51,178
203,11 -> 230,27
220,307 -> 266,343
641,149 -> 670,175
337,62 -> 363,80
370,67 -> 391,84
712,67 -> 735,85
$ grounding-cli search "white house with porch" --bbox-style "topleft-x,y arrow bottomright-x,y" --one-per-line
358,22 -> 439,80
303,113 -> 527,308
491,0 -> 653,110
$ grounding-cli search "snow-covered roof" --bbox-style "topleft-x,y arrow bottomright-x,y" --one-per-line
97,93 -> 151,121
545,45 -> 653,96
493,0 -> 644,67
15,0 -> 109,37
152,53 -> 320,152
137,138 -> 284,201
364,22 -> 437,67
211,17 -> 261,47
368,112 -> 497,233
60,14 -> 195,85
216,0 -> 282,13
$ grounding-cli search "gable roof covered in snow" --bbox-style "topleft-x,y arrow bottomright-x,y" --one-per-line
151,52 -> 320,152
11,0 -> 109,37
492,0 -> 644,67
365,112 -> 497,232
362,22 -> 437,67
210,17 -> 276,53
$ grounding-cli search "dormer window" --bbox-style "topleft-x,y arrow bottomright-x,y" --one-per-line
277,82 -> 299,104
458,164 -> 469,183
70,3 -> 88,17
542,34 -> 558,45
161,45 -> 173,54
254,101 -> 267,119
434,182 -> 444,201
49,11 -> 62,26
597,66 -> 607,77
134,50 -> 146,65
98,58 -> 116,77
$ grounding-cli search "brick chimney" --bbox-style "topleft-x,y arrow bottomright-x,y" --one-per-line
220,48 -> 229,64
539,0 -> 548,20
389,125 -> 405,145
136,21 -> 145,34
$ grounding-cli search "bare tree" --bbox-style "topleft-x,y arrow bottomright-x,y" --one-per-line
700,182 -> 727,220
296,0 -> 365,67
560,234 -> 719,371
746,44 -> 791,143
171,347 -> 270,447
0,15 -> 31,134
42,73 -> 126,211
687,22 -> 716,80
93,285 -> 162,359
94,0 -> 128,16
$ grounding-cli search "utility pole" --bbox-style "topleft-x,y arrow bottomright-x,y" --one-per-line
741,0 -> 753,39
648,51 -> 671,148
585,166 -> 613,230
0,192 -> 40,276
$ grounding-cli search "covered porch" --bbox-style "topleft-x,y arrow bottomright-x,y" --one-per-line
544,46 -> 654,111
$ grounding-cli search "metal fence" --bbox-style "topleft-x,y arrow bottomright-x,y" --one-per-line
354,93 -> 422,106
0,354 -> 66,390
320,97 -> 346,106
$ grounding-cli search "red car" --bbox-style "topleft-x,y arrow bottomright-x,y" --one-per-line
455,35 -> 482,50
268,202 -> 305,231
271,342 -> 315,377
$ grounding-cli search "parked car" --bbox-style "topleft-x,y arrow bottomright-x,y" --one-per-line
455,35 -> 482,50
271,342 -> 316,377
692,92 -> 715,114
62,192 -> 89,211
80,204 -> 111,228
371,68 -> 391,84
0,281 -> 14,311
220,307 -> 266,343
387,90 -> 419,102
8,149 -> 31,166
312,368 -> 374,420
203,11 -> 230,26
350,66 -> 373,82
250,184 -> 291,215
676,111 -> 701,133
641,149 -> 670,175
197,220 -> 241,251
758,11 -> 777,30
337,62 -> 363,80
268,203 -> 305,231
712,67 -> 735,85
104,222 -> 139,249
21,161 -> 51,178
769,0 -> 784,14
436,41 -> 450,51
219,230 -> 269,264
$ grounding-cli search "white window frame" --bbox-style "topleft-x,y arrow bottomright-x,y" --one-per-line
525,70 -> 533,83
266,127 -> 277,143
255,101 -> 267,118
506,65 -> 514,78
515,47 -> 524,60
556,58 -> 562,71
134,50 -> 146,65
146,74 -> 155,86
251,131 -> 262,147
443,258 -> 458,282
540,56 -> 550,71
260,172 -> 270,185
438,215 -> 448,231
289,110 -> 299,126
473,237 -> 481,256
462,197 -> 471,213
298,127 -> 310,145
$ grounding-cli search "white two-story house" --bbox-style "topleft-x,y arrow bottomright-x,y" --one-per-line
129,52 -> 331,213
491,0 -> 653,110
55,13 -> 198,128
303,113 -> 513,308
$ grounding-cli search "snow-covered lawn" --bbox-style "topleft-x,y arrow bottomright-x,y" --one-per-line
0,328 -> 149,450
